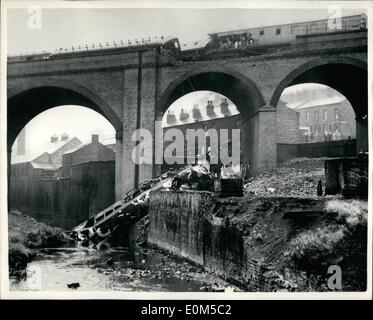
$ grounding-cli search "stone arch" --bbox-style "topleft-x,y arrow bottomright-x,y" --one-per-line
158,66 -> 265,120
8,77 -> 123,148
270,56 -> 367,116
270,56 -> 368,153
157,66 -> 274,177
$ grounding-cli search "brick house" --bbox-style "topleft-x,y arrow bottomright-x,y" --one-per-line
162,97 -> 300,171
281,85 -> 356,143
294,96 -> 356,142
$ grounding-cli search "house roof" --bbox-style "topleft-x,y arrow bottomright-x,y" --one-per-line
63,142 -> 89,155
11,152 -> 45,165
11,137 -> 81,165
293,95 -> 346,110
30,161 -> 60,170
63,140 -> 115,155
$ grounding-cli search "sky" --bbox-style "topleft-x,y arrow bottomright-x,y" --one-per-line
7,5 -> 364,154
7,7 -> 365,55
12,106 -> 116,154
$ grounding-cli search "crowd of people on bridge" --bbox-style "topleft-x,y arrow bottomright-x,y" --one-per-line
211,33 -> 256,50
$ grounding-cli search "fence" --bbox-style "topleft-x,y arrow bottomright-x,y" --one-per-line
9,161 -> 115,229
277,139 -> 356,163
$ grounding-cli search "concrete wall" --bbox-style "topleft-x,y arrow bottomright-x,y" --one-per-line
147,190 -> 272,290
148,190 -> 331,291
148,190 -> 261,289
148,191 -> 210,264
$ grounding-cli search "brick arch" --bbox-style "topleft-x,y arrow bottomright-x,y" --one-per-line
7,78 -> 123,148
157,66 -> 265,120
270,56 -> 367,117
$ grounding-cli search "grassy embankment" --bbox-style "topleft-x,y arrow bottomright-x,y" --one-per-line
287,199 -> 367,290
8,212 -> 72,275
243,158 -> 367,290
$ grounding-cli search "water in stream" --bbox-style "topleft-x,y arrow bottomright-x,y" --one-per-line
10,247 -> 234,292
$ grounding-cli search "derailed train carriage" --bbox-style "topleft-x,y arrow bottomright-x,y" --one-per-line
7,37 -> 181,63
179,13 -> 367,61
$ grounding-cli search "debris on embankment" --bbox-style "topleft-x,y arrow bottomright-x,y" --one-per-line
244,158 -> 326,197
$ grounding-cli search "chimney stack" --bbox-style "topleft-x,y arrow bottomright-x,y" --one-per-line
220,98 -> 230,115
92,134 -> 99,143
166,110 -> 176,124
192,104 -> 202,120
61,132 -> 69,141
50,134 -> 58,143
179,108 -> 189,121
206,100 -> 215,117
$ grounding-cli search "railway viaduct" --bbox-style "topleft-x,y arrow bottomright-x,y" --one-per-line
7,30 -> 368,199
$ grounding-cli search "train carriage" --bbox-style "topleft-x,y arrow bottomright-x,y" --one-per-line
179,13 -> 367,60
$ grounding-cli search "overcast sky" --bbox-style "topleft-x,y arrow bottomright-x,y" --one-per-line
7,6 -> 365,154
7,7 -> 364,55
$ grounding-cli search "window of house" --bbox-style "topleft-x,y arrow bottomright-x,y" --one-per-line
334,108 -> 339,120
323,124 -> 327,134
306,111 -> 310,122
259,30 -> 264,36
323,110 -> 327,121
276,28 -> 281,35
314,110 -> 319,122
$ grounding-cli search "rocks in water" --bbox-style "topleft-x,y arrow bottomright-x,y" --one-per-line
199,283 -> 231,292
106,257 -> 116,269
67,282 -> 80,289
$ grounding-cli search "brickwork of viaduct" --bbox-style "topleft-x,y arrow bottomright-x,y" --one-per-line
7,30 -> 368,199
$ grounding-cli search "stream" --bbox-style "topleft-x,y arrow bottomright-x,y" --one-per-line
10,246 -> 236,292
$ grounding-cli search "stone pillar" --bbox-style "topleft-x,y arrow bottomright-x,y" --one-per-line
242,106 -> 277,176
356,116 -> 368,154
121,50 -> 159,194
138,66 -> 157,184
121,67 -> 139,194
115,136 -> 123,200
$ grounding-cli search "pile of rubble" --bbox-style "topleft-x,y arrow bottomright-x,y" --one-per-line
244,158 -> 326,197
